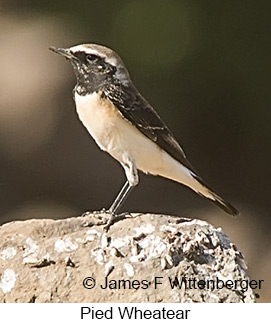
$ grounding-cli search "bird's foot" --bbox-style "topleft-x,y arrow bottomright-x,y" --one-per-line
104,212 -> 136,231
82,208 -> 110,217
81,209 -> 134,232
86,208 -> 118,232
81,208 -> 112,227
103,213 -> 116,232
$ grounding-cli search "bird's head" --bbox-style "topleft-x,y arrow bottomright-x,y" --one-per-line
49,44 -> 130,93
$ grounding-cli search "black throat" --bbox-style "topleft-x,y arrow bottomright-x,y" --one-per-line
71,59 -> 119,96
74,72 -> 110,96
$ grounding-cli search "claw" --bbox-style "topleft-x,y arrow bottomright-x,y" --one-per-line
103,213 -> 116,232
81,209 -> 130,232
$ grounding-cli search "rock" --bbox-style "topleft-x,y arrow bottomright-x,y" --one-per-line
0,213 -> 255,303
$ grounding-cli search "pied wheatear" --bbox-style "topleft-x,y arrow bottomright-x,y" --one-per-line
50,44 -> 239,229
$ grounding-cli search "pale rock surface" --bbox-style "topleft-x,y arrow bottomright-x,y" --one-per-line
0,213 -> 255,303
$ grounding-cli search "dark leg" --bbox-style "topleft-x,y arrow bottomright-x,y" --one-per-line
104,180 -> 135,231
104,159 -> 138,231
109,180 -> 134,214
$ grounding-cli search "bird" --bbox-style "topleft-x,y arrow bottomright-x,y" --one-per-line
49,43 -> 239,229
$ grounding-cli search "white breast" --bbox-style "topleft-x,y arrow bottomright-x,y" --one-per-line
75,91 -> 163,168
74,91 -> 121,152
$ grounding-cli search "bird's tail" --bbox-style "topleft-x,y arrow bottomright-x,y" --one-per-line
150,150 -> 239,216
189,171 -> 240,217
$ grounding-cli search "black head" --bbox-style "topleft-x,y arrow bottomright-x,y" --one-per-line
49,44 -> 130,95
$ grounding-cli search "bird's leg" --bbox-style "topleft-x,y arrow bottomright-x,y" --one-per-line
82,181 -> 132,219
105,158 -> 138,231
108,180 -> 133,214
104,181 -> 134,231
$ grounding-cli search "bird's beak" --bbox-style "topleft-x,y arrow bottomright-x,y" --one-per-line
49,46 -> 77,61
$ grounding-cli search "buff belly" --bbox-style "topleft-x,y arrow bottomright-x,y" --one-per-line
74,91 -> 207,195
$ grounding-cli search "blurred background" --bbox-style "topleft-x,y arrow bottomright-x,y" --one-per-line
0,0 -> 270,301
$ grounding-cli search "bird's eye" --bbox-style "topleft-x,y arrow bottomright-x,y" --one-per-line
86,54 -> 97,62
85,54 -> 105,71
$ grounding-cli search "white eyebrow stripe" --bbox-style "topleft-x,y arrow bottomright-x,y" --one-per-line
69,45 -> 118,67
70,45 -> 99,55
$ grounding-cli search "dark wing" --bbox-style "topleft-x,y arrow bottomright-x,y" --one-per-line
103,83 -> 196,173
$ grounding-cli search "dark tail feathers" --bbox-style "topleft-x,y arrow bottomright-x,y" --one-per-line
192,174 -> 240,217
